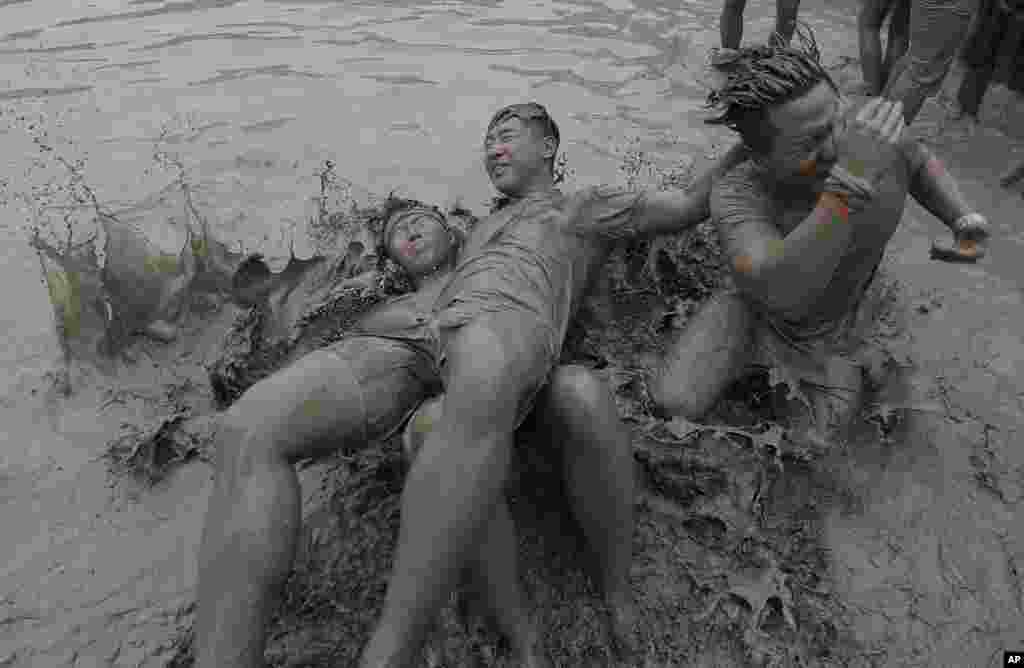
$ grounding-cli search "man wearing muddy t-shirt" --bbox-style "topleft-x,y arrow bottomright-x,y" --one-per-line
194,101 -> 748,668
652,31 -> 991,448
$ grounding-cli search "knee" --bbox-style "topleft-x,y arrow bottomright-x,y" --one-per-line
549,364 -> 604,412
216,389 -> 288,477
649,374 -> 706,423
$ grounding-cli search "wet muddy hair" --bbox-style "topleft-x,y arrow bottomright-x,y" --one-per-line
704,23 -> 837,153
377,196 -> 464,260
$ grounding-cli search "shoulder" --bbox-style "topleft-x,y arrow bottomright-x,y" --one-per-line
711,160 -> 772,217
564,184 -> 647,238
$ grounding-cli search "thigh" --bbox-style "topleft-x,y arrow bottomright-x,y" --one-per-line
229,336 -> 438,462
652,291 -> 755,420
439,310 -> 556,437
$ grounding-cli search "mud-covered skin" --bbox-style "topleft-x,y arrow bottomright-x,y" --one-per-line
207,203 -> 462,409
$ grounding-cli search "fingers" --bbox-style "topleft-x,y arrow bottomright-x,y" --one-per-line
879,101 -> 905,143
929,237 -> 986,263
855,97 -> 884,124
854,98 -> 905,142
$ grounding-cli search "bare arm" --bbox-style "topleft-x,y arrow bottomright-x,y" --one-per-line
906,142 -> 974,231
714,171 -> 854,316
631,142 -> 750,237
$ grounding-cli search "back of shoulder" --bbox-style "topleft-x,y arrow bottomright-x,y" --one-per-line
711,160 -> 769,218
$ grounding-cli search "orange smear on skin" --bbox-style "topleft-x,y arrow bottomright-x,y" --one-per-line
958,239 -> 979,256
734,254 -> 754,275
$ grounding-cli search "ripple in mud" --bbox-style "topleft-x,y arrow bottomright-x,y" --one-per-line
0,85 -> 93,101
2,27 -> 44,40
0,41 -> 96,54
192,64 -> 326,86
54,0 -> 245,28
137,32 -> 302,51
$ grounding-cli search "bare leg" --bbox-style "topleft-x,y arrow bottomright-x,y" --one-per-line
195,340 -> 429,668
360,316 -> 550,668
859,0 -> 891,95
721,0 -> 748,49
536,365 -> 639,658
403,396 -> 548,667
883,0 -> 976,124
651,291 -> 754,421
883,0 -> 911,85
773,0 -> 801,46
468,495 -> 548,667
781,356 -> 866,451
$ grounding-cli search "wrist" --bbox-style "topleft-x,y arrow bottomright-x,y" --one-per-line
819,191 -> 850,219
953,212 -> 986,232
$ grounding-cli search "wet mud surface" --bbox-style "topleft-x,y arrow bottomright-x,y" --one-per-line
1,1 -> 1024,667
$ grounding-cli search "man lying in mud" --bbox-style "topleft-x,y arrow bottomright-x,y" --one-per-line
207,198 -> 630,667
194,101 -> 749,668
651,28 -> 991,449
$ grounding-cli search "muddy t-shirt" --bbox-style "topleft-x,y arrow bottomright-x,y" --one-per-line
711,140 -> 929,340
431,185 -> 647,349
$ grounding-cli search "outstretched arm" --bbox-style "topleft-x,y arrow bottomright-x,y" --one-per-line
631,142 -> 750,237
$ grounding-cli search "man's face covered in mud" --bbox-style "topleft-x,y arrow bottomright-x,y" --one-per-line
757,82 -> 846,187
384,207 -> 456,278
483,104 -> 559,197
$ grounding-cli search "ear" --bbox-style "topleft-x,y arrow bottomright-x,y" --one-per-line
541,135 -> 557,161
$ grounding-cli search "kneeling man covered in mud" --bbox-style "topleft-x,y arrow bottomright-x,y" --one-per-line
653,28 -> 991,449
195,101 -> 748,667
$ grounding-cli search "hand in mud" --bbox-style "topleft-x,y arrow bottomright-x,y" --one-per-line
930,213 -> 990,263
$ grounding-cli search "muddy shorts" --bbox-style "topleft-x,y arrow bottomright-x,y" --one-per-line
324,306 -> 558,445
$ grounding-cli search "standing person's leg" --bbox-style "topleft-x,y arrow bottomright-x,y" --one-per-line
534,364 -> 639,658
883,0 -> 979,124
860,0 -> 896,95
194,337 -> 437,668
651,291 -> 755,421
360,312 -> 555,668
884,0 -> 912,83
957,0 -> 1011,117
772,0 -> 802,46
721,0 -> 749,49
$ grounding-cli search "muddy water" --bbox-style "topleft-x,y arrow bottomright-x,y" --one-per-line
1,0 -> 1023,666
